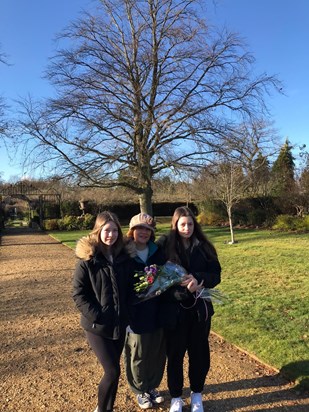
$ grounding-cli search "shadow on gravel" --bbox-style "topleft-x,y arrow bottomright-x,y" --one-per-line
204,391 -> 309,411
178,377 -> 309,411
0,226 -> 61,246
159,378 -> 309,412
281,361 -> 309,392
1,242 -> 61,246
1,226 -> 42,235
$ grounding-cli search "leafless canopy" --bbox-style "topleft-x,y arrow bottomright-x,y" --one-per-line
0,47 -> 9,137
17,0 -> 281,212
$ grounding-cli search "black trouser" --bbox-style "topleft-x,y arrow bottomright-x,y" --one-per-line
164,308 -> 211,398
86,331 -> 126,412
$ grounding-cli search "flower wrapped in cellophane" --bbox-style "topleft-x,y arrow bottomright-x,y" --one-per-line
134,261 -> 187,302
134,261 -> 227,304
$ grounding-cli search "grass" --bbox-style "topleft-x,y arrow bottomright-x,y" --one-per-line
50,226 -> 309,389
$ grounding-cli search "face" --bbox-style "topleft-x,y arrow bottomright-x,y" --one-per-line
177,216 -> 194,240
100,221 -> 119,247
133,226 -> 152,247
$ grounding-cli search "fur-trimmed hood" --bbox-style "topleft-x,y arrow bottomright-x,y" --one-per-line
75,236 -> 98,261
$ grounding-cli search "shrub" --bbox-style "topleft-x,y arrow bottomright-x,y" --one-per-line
44,219 -> 59,230
55,214 -> 95,231
61,200 -> 81,217
273,215 -> 296,230
304,215 -> 309,231
58,215 -> 80,230
272,214 -> 309,232
78,213 -> 95,230
197,211 -> 222,225
197,200 -> 226,221
294,215 -> 309,232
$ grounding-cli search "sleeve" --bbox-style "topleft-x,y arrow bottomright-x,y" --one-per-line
193,254 -> 221,289
72,260 -> 103,324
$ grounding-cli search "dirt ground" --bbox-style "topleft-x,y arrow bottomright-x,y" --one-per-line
0,226 -> 308,412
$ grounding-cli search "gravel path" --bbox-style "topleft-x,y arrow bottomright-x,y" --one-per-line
0,227 -> 308,411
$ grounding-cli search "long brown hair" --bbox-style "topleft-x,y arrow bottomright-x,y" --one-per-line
166,206 -> 218,265
90,211 -> 124,257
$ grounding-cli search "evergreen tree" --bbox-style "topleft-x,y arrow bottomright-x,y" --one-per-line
271,139 -> 295,197
299,158 -> 309,214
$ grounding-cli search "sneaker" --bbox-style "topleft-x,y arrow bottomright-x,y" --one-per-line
169,397 -> 184,412
137,393 -> 153,409
148,388 -> 164,404
191,392 -> 203,412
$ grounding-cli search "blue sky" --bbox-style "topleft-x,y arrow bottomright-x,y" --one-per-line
0,0 -> 308,181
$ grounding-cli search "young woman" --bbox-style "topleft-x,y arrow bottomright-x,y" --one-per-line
72,211 -> 133,412
157,207 -> 221,412
124,213 -> 166,410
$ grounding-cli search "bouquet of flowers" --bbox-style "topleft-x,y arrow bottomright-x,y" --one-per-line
134,261 -> 227,303
134,261 -> 187,301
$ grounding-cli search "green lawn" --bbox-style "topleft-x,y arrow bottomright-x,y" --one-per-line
50,226 -> 309,389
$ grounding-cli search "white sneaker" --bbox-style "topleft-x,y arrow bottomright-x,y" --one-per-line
148,388 -> 164,404
191,392 -> 203,412
137,393 -> 153,409
170,397 -> 184,412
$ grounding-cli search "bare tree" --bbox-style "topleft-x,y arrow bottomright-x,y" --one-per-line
16,0 -> 280,214
0,100 -> 7,136
0,47 -> 9,138
215,162 -> 248,243
193,118 -> 279,241
195,160 -> 248,243
218,119 -> 279,195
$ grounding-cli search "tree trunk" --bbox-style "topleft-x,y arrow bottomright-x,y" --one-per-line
138,186 -> 153,216
227,206 -> 235,244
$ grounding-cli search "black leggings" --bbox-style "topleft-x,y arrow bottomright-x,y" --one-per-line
86,331 -> 125,412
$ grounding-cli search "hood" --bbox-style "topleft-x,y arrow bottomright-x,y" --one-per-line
75,236 -> 98,261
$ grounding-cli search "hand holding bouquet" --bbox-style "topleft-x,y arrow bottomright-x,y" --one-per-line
134,261 -> 226,304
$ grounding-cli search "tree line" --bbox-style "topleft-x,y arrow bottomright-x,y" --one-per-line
1,137 -> 308,236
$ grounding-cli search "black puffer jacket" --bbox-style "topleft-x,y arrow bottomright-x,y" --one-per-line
72,236 -> 133,339
156,235 -> 221,329
127,240 -> 166,334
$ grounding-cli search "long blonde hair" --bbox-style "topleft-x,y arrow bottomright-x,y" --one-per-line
90,211 -> 124,257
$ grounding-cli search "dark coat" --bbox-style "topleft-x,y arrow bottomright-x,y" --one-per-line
72,236 -> 133,339
156,235 -> 221,329
127,240 -> 166,334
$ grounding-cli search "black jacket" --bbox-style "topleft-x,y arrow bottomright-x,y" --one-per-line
127,240 -> 166,334
156,235 -> 221,329
72,236 -> 133,339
